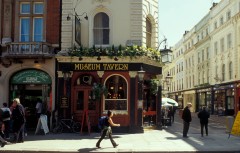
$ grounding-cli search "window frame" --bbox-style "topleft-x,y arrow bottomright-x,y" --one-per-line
103,74 -> 128,114
93,12 -> 110,46
18,1 -> 45,42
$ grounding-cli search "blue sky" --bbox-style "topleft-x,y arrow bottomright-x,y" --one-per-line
158,0 -> 221,48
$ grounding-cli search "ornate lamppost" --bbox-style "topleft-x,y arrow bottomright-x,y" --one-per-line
62,71 -> 71,118
156,46 -> 173,130
137,66 -> 145,132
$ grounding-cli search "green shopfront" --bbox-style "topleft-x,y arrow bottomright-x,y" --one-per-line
10,69 -> 52,130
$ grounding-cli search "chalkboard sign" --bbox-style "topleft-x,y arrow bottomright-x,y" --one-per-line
35,115 -> 49,135
60,96 -> 69,108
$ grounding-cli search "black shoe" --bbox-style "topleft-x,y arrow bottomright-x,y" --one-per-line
17,140 -> 24,143
113,144 -> 119,148
1,141 -> 7,147
183,136 -> 188,138
96,144 -> 101,148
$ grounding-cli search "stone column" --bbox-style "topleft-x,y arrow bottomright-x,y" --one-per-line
2,0 -> 12,44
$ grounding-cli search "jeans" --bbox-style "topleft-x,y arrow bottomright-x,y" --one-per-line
96,127 -> 117,147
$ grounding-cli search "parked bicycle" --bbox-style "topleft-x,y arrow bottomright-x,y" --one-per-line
52,115 -> 81,134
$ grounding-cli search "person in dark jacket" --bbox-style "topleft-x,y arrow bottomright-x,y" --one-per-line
198,106 -> 210,137
96,110 -> 120,148
182,103 -> 192,138
11,98 -> 26,143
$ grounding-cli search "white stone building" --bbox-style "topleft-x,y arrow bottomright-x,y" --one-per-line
164,0 -> 240,115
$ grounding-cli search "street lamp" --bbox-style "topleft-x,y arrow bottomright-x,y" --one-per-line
67,11 -> 88,21
62,71 -> 71,118
137,66 -> 145,132
160,47 -> 173,64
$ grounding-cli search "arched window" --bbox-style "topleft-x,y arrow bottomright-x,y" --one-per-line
94,12 -> 109,45
146,18 -> 152,48
104,75 -> 127,111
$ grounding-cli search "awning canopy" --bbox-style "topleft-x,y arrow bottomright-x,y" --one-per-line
11,69 -> 51,84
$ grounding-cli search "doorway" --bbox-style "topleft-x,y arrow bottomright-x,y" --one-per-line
10,84 -> 51,130
10,69 -> 52,131
73,87 -> 100,131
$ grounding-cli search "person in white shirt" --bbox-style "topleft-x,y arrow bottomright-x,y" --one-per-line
35,98 -> 42,118
1,103 -> 11,139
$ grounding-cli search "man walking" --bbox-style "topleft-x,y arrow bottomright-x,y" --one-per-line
182,103 -> 192,138
198,106 -> 210,137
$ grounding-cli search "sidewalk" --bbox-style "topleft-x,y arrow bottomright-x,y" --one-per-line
0,114 -> 239,153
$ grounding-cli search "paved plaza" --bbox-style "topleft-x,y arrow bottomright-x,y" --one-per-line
0,113 -> 239,153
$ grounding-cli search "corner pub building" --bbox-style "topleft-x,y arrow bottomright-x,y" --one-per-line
57,0 -> 169,133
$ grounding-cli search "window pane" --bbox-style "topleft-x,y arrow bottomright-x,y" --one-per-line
104,75 -> 127,111
20,18 -> 30,42
94,12 -> 109,45
34,3 -> 44,14
34,18 -> 43,41
77,91 -> 84,110
21,3 -> 30,14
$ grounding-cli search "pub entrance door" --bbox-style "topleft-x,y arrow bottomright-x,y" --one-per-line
73,86 -> 100,131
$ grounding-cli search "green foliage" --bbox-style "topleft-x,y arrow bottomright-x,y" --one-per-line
68,45 -> 161,62
92,83 -> 108,100
150,79 -> 159,95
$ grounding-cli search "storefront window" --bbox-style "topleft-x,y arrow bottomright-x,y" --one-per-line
227,97 -> 234,109
88,90 -> 96,110
104,75 -> 127,111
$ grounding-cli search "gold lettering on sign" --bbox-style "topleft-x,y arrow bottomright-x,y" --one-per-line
75,64 -> 101,70
74,63 -> 128,71
103,64 -> 128,70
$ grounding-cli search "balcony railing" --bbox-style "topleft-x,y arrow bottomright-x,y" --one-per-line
5,42 -> 54,58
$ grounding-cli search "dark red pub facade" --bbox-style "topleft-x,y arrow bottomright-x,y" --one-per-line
56,56 -> 163,133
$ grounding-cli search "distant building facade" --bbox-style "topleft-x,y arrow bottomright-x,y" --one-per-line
164,0 -> 240,116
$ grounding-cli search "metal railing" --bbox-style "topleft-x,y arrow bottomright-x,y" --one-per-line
5,42 -> 54,57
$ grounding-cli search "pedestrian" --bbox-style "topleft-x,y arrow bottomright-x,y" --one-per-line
168,106 -> 174,123
198,106 -> 210,137
96,110 -> 120,148
35,98 -> 42,118
172,106 -> 177,122
11,98 -> 26,143
1,103 -> 11,139
0,108 -> 10,147
182,102 -> 192,138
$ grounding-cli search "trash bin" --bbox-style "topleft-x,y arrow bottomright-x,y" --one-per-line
225,116 -> 234,133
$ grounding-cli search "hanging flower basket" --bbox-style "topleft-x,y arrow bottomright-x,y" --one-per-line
92,83 -> 108,100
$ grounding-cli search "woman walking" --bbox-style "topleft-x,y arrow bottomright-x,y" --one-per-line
96,110 -> 120,148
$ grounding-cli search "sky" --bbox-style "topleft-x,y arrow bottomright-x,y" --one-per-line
158,0 -> 221,48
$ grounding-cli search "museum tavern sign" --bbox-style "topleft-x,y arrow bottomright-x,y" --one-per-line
74,63 -> 128,71
58,62 -> 161,73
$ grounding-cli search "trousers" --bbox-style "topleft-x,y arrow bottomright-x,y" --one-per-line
200,123 -> 208,136
183,121 -> 190,137
96,127 -> 116,147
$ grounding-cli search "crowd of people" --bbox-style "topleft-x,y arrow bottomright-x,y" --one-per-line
0,97 -> 47,147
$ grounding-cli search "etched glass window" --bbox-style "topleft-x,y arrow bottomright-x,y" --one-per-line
104,75 -> 127,111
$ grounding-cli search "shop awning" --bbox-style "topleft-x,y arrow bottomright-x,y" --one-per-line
11,69 -> 52,84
